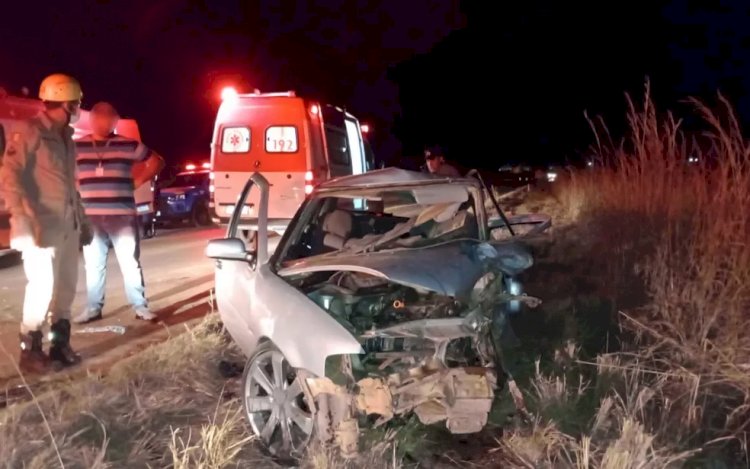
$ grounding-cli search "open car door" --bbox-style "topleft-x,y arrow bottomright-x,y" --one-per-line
207,173 -> 270,354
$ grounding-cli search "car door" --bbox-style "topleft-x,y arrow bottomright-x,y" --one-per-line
213,173 -> 270,354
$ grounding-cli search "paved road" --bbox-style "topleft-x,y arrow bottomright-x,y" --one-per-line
0,226 -> 223,384
0,227 -> 222,322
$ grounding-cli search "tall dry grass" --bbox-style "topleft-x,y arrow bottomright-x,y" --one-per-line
555,84 -> 750,458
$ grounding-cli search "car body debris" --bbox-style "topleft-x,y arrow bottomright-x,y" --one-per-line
75,325 -> 127,335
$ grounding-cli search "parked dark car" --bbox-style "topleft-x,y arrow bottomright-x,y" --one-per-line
156,167 -> 212,227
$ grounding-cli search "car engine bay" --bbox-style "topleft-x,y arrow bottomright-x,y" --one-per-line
290,256 -> 541,457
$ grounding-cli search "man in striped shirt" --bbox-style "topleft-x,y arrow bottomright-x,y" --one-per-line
73,102 -> 164,323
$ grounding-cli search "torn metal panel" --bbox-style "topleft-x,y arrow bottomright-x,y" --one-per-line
355,377 -> 393,421
304,378 -> 360,458
362,317 -> 479,342
390,366 -> 495,433
304,364 -> 495,456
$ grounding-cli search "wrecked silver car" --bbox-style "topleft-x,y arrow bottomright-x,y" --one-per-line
206,168 -> 548,459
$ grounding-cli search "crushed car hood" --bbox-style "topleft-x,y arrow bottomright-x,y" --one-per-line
278,239 -> 532,299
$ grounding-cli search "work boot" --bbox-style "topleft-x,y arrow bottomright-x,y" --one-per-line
48,319 -> 82,368
19,331 -> 49,374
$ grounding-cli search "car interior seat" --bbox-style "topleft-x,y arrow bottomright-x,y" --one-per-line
322,209 -> 353,250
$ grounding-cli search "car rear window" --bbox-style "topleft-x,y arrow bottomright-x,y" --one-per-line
325,126 -> 351,166
265,126 -> 298,153
168,172 -> 208,188
221,126 -> 251,153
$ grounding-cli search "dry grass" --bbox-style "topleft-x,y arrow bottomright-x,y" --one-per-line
495,343 -> 701,468
0,317 -> 261,468
544,83 -> 750,463
0,317 -> 402,468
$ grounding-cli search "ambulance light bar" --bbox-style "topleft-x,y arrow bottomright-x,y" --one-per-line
184,162 -> 210,171
238,91 -> 296,98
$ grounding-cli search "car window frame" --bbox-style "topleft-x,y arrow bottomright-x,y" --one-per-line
270,182 -> 488,271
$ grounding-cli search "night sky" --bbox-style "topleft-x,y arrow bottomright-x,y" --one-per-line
2,1 -> 750,169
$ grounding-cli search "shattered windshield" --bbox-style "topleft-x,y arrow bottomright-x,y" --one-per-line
279,184 -> 481,263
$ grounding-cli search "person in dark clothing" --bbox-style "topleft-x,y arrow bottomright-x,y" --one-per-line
423,146 -> 461,177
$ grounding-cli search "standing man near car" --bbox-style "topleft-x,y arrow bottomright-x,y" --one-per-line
73,101 -> 164,324
423,145 -> 461,177
0,74 -> 92,372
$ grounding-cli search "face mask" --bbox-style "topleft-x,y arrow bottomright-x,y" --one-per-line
68,106 -> 81,124
63,102 -> 81,124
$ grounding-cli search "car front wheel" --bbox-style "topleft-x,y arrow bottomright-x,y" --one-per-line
242,343 -> 315,460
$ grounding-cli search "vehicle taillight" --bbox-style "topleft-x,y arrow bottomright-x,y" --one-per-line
202,162 -> 211,169
185,163 -> 196,171
310,104 -> 320,116
209,184 -> 215,193
304,170 -> 315,195
209,172 -> 215,180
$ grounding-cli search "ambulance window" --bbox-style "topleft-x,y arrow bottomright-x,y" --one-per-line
221,127 -> 251,153
325,126 -> 351,166
266,126 -> 298,153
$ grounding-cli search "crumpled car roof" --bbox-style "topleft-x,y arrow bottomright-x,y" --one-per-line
316,167 -> 475,191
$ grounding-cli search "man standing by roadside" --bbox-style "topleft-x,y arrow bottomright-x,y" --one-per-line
73,102 -> 164,324
0,74 -> 92,372
423,145 -> 462,177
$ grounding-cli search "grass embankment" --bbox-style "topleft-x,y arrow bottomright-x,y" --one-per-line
494,87 -> 750,467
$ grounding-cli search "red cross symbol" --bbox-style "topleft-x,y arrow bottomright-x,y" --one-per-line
230,133 -> 240,146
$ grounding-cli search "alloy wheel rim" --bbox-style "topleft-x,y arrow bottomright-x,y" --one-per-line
244,349 -> 314,455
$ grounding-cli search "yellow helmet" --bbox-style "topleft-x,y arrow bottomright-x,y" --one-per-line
38,73 -> 83,102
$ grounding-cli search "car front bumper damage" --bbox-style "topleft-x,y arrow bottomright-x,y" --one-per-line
303,363 -> 496,458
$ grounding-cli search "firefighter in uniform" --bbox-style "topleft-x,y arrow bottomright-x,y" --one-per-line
0,74 -> 93,372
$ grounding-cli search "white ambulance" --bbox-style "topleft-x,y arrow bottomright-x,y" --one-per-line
209,89 -> 369,234
72,110 -> 157,238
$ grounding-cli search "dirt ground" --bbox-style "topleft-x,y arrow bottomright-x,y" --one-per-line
0,227 -> 219,402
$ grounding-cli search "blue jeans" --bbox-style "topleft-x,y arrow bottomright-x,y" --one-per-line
82,215 -> 148,312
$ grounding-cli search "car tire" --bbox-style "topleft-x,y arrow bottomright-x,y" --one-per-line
191,203 -> 211,227
142,220 -> 156,239
241,342 -> 315,461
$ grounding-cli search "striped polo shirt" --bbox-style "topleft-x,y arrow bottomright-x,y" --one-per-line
75,134 -> 151,215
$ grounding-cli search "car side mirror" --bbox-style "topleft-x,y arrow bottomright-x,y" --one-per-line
205,238 -> 253,262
